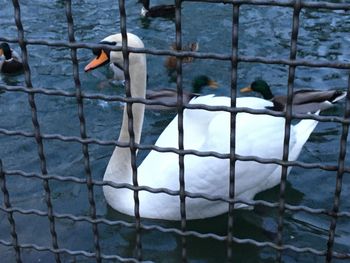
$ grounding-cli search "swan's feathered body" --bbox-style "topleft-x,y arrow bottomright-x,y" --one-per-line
85,33 -> 318,220
105,95 -> 318,219
241,79 -> 346,113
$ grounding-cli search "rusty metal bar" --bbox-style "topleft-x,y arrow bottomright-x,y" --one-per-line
64,1 -> 102,262
276,0 -> 302,261
1,0 -> 349,262
11,0 -> 61,262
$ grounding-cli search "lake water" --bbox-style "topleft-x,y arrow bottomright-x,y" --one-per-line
0,0 -> 349,262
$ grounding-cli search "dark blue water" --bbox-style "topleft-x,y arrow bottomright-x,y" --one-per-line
0,1 -> 349,262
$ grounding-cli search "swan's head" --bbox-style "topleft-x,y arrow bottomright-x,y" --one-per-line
84,33 -> 145,73
240,79 -> 274,100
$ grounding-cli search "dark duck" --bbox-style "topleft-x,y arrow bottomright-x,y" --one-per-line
241,79 -> 347,114
145,75 -> 218,110
0,42 -> 23,74
139,0 -> 176,18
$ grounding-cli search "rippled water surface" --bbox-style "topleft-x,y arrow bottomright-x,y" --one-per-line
0,0 -> 349,262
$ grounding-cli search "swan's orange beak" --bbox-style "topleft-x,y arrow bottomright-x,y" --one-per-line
84,50 -> 109,72
240,86 -> 253,93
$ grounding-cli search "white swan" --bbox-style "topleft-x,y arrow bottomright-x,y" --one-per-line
84,33 -> 319,220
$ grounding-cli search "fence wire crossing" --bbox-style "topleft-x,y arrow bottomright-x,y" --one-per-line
0,0 -> 350,262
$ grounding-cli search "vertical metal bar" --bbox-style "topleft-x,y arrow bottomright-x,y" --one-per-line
118,0 -> 142,261
326,75 -> 350,262
175,0 -> 187,262
0,160 -> 22,263
227,2 -> 239,261
11,1 -> 61,262
276,0 -> 301,261
64,1 -> 101,262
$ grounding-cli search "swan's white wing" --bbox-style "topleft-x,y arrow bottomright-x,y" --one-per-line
138,96 -> 227,188
138,95 -> 280,189
136,95 -> 317,219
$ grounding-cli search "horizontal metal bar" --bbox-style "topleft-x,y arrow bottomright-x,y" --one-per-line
0,238 -> 138,262
184,0 -> 350,10
1,127 -> 350,174
3,168 -> 350,218
1,84 -> 349,124
1,206 -> 349,259
1,37 -> 349,70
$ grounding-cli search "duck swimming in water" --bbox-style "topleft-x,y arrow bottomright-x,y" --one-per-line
139,0 -> 176,18
145,75 -> 218,110
241,79 -> 346,114
165,42 -> 199,72
0,42 -> 23,74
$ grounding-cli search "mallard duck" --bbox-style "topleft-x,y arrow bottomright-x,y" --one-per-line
165,42 -> 199,71
84,33 -> 318,220
140,0 -> 176,18
241,79 -> 347,113
145,75 -> 218,109
0,42 -> 23,74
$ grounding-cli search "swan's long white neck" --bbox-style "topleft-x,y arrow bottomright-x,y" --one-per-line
104,52 -> 147,184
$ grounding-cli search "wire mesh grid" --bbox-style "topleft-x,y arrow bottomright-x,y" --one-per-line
0,0 -> 350,262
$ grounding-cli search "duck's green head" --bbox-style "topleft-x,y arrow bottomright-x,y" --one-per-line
192,75 -> 218,93
240,79 -> 274,100
0,43 -> 12,60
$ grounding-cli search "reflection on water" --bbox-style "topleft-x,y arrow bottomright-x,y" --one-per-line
0,0 -> 349,262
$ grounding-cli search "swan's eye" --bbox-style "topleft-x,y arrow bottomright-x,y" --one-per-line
92,48 -> 102,57
101,41 -> 117,46
91,41 -> 118,58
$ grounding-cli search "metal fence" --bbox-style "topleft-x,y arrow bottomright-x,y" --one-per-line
0,0 -> 350,262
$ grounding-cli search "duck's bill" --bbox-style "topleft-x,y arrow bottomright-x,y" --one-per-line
84,50 -> 109,72
240,86 -> 253,93
208,80 -> 219,89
